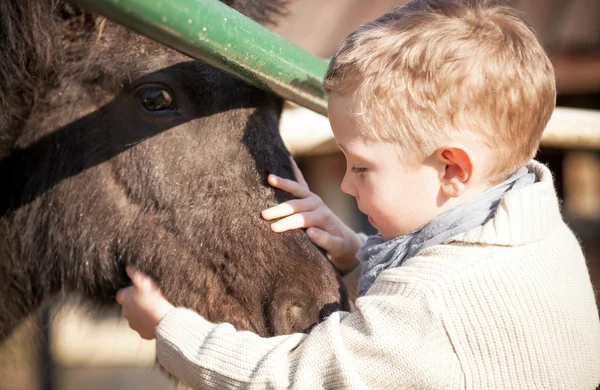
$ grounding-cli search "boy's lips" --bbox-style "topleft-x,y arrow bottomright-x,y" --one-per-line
358,203 -> 375,226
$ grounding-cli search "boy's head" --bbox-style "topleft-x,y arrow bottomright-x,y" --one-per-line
324,0 -> 556,240
324,0 -> 556,184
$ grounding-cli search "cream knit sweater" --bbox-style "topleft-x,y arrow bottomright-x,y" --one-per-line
156,161 -> 600,389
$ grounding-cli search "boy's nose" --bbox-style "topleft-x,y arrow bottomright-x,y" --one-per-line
340,173 -> 354,197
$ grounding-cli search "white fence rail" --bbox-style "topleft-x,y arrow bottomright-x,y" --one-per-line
281,106 -> 600,156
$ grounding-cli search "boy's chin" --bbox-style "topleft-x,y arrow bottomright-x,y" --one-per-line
368,216 -> 382,234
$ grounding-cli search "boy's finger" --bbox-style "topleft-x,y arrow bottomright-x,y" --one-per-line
261,198 -> 317,220
289,157 -> 308,187
270,212 -> 310,232
127,268 -> 153,292
267,175 -> 310,198
116,287 -> 132,305
137,273 -> 156,293
125,266 -> 136,279
306,227 -> 343,254
127,268 -> 144,287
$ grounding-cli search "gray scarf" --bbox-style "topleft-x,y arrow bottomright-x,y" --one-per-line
356,167 -> 536,296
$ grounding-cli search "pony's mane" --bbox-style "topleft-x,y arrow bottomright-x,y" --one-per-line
0,0 -> 64,141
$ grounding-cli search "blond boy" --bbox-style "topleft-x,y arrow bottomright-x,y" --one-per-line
116,1 -> 600,388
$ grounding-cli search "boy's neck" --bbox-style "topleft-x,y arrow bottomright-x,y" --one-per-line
447,181 -> 494,209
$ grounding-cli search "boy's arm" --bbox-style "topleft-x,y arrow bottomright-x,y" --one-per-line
155,279 -> 461,389
340,233 -> 368,305
341,261 -> 362,306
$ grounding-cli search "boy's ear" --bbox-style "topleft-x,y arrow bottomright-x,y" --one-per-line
436,146 -> 473,198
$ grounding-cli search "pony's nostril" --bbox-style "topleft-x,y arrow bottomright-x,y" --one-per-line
269,297 -> 316,335
318,301 -> 341,322
269,283 -> 347,335
286,304 -> 305,332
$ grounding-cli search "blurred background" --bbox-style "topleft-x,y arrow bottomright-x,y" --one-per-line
1,0 -> 599,389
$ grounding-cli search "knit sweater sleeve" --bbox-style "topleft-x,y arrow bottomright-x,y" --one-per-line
155,278 -> 462,389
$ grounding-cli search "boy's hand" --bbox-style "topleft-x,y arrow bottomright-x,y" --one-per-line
116,267 -> 174,340
261,158 -> 361,274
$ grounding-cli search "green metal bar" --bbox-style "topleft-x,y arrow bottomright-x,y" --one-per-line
74,0 -> 329,116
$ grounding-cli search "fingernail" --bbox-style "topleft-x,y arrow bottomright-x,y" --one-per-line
271,223 -> 281,232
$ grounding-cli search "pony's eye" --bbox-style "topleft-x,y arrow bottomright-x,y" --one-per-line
138,88 -> 175,112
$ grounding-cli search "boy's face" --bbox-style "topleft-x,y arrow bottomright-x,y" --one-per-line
328,94 -> 443,241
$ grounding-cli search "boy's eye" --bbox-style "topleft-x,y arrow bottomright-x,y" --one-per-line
351,167 -> 367,174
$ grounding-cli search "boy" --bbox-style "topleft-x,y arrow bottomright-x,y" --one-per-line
116,0 -> 600,388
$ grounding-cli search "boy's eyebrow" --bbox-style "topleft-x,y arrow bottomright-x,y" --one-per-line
336,145 -> 366,161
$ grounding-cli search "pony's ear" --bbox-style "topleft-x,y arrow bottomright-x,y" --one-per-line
220,0 -> 289,26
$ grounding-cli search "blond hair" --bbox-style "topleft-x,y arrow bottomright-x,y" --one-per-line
324,0 -> 556,181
